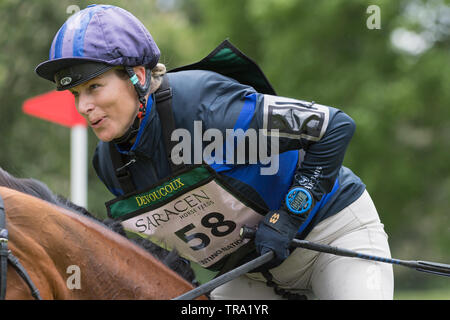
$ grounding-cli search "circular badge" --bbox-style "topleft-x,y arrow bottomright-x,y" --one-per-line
60,76 -> 72,86
285,187 -> 312,215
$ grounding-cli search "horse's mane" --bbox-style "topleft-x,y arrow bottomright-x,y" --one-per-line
0,167 -> 196,285
0,168 -> 60,204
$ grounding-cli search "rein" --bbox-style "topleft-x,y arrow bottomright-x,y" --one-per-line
0,194 -> 42,300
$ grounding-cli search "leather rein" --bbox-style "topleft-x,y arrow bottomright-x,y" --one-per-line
0,194 -> 42,300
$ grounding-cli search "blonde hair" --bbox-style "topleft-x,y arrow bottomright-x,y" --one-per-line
113,63 -> 166,94
149,63 -> 166,93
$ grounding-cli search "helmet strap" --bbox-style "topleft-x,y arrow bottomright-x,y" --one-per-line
125,66 -> 152,118
110,116 -> 141,145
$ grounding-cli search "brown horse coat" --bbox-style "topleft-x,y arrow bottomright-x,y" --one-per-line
1,186 -> 201,299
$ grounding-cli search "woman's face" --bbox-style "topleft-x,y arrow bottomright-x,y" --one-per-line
70,69 -> 139,142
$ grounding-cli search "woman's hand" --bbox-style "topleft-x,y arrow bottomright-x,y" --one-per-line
254,209 -> 303,269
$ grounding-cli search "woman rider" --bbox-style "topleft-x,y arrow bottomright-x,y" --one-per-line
35,5 -> 393,299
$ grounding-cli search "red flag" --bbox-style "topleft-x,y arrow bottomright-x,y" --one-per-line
23,90 -> 86,128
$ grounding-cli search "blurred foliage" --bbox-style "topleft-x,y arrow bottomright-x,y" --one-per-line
0,0 -> 448,291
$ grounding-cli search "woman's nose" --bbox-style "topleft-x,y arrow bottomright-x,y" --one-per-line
76,93 -> 95,115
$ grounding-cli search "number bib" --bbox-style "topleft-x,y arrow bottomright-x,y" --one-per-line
106,165 -> 265,269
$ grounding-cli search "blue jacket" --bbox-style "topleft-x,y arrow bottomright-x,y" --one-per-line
93,70 -> 366,238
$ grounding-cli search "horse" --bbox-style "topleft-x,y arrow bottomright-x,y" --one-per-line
0,168 -> 203,299
0,167 -> 196,283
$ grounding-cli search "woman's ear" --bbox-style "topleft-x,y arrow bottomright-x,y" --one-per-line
133,65 -> 147,86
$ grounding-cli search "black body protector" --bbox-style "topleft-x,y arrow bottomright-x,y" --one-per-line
105,40 -> 314,299
106,40 -> 282,272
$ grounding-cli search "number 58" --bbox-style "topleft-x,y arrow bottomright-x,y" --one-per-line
175,212 -> 236,251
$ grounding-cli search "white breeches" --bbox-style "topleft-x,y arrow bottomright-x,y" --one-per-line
210,190 -> 394,300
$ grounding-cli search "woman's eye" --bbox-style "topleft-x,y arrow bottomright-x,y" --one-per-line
89,84 -> 100,90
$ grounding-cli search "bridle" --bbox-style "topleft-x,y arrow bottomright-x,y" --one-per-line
0,194 -> 42,300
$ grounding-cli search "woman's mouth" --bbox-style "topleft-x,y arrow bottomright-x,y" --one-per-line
90,117 -> 105,128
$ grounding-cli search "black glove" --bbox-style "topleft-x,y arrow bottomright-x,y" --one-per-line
254,209 -> 304,269
254,186 -> 315,269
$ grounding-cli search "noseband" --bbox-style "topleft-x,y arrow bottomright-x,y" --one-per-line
0,194 -> 42,300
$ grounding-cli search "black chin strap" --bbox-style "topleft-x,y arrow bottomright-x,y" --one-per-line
111,66 -> 152,145
126,66 -> 152,118
110,116 -> 141,145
